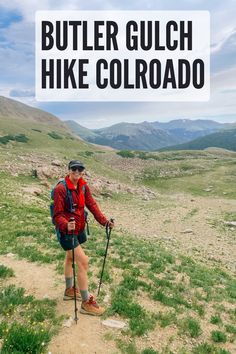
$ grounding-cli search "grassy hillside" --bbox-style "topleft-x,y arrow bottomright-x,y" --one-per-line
160,129 -> 236,152
0,97 -> 129,183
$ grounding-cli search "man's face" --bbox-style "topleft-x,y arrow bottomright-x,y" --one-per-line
69,166 -> 85,180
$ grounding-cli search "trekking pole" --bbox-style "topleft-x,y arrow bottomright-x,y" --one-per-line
97,219 -> 114,297
69,217 -> 78,324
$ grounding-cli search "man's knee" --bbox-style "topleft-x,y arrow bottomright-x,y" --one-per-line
76,254 -> 89,271
65,251 -> 73,263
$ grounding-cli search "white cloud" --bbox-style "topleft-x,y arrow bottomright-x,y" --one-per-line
0,0 -> 236,127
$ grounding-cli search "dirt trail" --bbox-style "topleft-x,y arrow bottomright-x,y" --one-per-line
0,256 -> 118,354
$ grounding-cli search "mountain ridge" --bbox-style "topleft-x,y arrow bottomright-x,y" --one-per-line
65,118 -> 235,151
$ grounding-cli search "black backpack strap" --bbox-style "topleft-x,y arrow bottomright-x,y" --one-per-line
81,185 -> 90,235
61,180 -> 75,213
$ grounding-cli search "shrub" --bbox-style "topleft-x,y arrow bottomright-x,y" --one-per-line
0,265 -> 14,278
179,317 -> 202,338
0,134 -> 29,144
14,134 -> 29,143
142,348 -> 159,354
117,150 -> 135,158
47,131 -> 63,139
210,314 -> 222,325
225,324 -> 236,334
211,330 -> 227,343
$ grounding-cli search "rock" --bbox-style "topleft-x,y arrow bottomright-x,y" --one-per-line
103,294 -> 110,303
63,317 -> 74,328
39,167 -> 52,178
181,229 -> 193,234
101,319 -> 127,329
85,170 -> 91,177
203,188 -> 212,192
51,159 -> 62,167
224,221 -> 236,227
22,186 -> 42,196
41,181 -> 51,188
6,253 -> 16,258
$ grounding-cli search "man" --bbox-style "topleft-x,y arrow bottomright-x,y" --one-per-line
53,160 -> 114,316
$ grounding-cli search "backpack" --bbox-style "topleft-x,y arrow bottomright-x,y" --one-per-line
50,179 -> 89,240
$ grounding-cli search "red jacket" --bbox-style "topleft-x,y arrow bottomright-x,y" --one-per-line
53,175 -> 108,234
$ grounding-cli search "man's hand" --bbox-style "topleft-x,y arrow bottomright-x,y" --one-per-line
67,220 -> 75,232
107,220 -> 115,229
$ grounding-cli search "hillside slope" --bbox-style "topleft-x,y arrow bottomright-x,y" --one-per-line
160,128 -> 236,152
0,96 -> 96,156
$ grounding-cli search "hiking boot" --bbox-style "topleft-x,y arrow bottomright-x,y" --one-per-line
80,294 -> 105,316
63,287 -> 81,301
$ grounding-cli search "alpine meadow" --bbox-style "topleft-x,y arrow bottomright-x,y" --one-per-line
0,96 -> 236,354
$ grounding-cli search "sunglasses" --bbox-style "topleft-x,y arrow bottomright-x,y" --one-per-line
71,166 -> 85,172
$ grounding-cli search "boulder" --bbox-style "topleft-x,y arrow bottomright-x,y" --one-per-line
22,186 -> 42,196
101,319 -> 127,329
51,159 -> 62,167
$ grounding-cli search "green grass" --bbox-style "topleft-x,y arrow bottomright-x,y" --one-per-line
139,157 -> 236,199
0,265 -> 14,278
0,321 -> 8,339
183,208 -> 199,219
192,343 -> 230,354
178,317 -> 202,338
0,285 -> 34,315
117,340 -> 139,354
142,349 -> 159,354
1,323 -> 51,354
156,311 -> 177,328
210,314 -> 222,325
0,282 -> 62,353
211,330 -> 227,343
225,324 -> 236,334
108,286 -> 156,336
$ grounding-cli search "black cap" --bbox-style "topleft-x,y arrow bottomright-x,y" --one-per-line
68,160 -> 85,170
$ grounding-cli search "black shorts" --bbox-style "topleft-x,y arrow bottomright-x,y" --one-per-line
59,231 -> 87,251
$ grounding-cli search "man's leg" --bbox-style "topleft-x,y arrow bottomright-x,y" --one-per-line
73,245 -> 105,316
65,251 -> 73,285
63,251 -> 80,300
73,245 -> 89,300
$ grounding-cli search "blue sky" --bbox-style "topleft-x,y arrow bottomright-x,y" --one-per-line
0,0 -> 235,128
